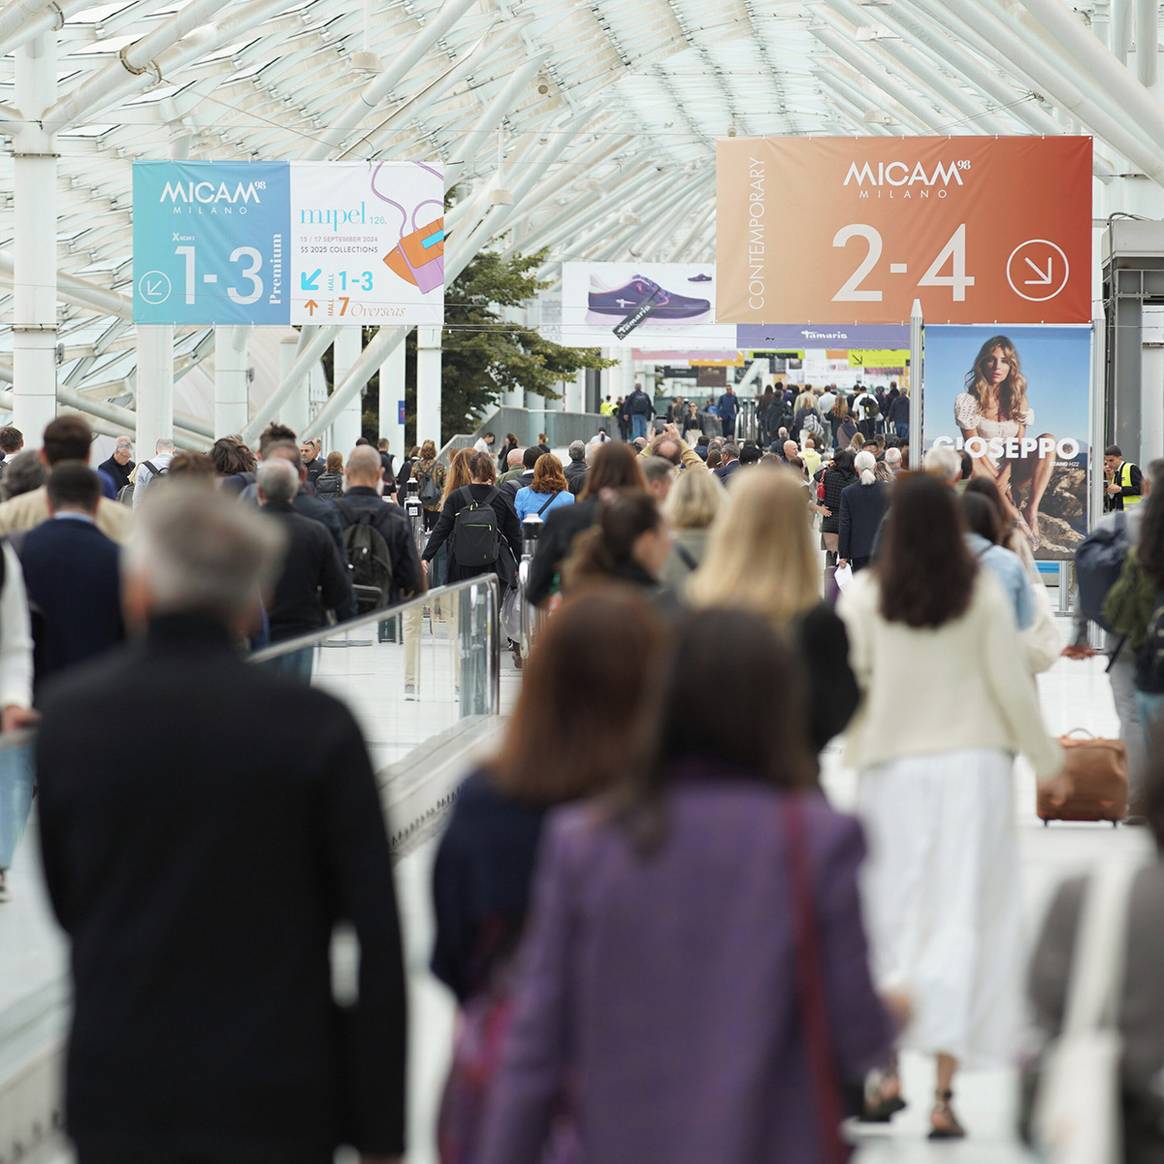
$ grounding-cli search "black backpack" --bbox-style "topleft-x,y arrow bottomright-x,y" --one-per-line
336,504 -> 394,612
116,459 -> 166,507
417,469 -> 441,506
452,487 -> 501,568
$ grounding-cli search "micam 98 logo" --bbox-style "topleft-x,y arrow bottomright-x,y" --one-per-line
842,160 -> 971,189
160,180 -> 267,212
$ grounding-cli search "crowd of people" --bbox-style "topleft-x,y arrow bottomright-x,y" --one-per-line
11,383 -> 1164,1164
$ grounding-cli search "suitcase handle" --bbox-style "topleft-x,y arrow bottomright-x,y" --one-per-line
1063,728 -> 1095,740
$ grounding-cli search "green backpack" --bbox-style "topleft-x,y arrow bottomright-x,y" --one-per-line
1102,547 -> 1157,652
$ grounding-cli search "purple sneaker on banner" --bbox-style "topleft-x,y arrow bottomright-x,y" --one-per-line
587,274 -> 711,324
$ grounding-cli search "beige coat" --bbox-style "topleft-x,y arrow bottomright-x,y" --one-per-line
0,486 -> 134,544
838,568 -> 1062,778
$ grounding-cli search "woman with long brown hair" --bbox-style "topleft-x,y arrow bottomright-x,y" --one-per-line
563,490 -> 672,602
514,453 -> 574,521
525,443 -> 647,607
839,473 -> 1063,1141
431,588 -> 665,1162
479,608 -> 897,1164
955,334 -> 1057,549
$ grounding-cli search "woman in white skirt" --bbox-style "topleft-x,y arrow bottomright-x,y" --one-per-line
838,473 -> 1064,1141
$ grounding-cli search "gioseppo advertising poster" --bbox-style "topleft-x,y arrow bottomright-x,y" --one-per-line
716,136 -> 1092,326
924,325 -> 1092,560
560,263 -> 737,350
133,160 -> 444,326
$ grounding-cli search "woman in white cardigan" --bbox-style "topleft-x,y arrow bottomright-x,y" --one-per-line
839,473 -> 1064,1142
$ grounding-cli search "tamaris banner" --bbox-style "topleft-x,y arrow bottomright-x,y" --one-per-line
716,136 -> 1092,326
924,324 -> 1092,560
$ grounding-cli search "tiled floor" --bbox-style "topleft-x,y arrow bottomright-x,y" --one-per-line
7,618 -> 1149,1163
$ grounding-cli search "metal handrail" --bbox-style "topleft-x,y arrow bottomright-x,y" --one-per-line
249,575 -> 503,716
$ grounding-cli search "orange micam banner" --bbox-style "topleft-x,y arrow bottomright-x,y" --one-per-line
716,136 -> 1092,326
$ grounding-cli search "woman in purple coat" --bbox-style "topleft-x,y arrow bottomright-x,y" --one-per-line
480,609 -> 897,1164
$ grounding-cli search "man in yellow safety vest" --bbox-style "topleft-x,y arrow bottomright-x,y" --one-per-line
1104,443 -> 1144,512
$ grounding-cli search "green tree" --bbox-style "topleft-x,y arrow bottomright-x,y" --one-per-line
322,250 -> 612,447
404,249 -> 611,445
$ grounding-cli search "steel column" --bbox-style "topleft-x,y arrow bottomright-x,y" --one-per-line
12,32 -> 58,441
1136,0 -> 1159,87
379,336 -> 406,459
135,325 -> 174,459
213,325 -> 250,438
416,325 -> 442,449
330,327 -> 364,455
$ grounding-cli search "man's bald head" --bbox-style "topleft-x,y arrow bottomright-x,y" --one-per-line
507,448 -> 524,469
783,440 -> 798,461
346,445 -> 383,487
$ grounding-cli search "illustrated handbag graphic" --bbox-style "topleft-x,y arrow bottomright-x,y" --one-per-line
372,160 -> 445,294
384,219 -> 445,294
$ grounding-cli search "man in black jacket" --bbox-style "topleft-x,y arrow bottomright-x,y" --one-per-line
499,446 -> 539,508
258,460 -> 355,653
35,484 -> 407,1164
19,463 -> 124,691
564,440 -> 588,495
96,434 -> 133,495
265,440 -> 345,556
335,446 -> 423,605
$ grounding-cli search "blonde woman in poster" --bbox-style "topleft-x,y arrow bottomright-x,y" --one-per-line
954,335 -> 1057,550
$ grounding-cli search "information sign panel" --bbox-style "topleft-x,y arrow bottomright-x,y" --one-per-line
133,160 -> 444,325
716,137 -> 1092,325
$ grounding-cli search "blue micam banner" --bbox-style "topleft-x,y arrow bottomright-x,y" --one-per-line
133,160 -> 445,326
923,324 -> 1092,560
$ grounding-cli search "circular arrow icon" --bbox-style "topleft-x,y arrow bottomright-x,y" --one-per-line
1006,240 -> 1070,303
138,270 -> 173,305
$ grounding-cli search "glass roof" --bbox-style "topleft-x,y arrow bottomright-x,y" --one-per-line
0,0 -> 1139,402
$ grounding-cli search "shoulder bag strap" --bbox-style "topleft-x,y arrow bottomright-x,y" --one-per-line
675,543 -> 698,572
536,491 -> 558,517
781,795 -> 846,1164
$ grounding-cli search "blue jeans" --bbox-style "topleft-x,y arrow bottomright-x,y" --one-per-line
1135,690 -> 1164,761
895,422 -> 909,441
631,414 -> 649,440
0,741 -> 35,870
263,646 -> 315,684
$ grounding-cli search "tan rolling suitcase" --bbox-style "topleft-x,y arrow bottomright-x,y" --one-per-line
1037,729 -> 1128,826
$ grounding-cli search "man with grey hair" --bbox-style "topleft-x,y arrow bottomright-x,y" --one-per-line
884,446 -> 903,477
97,435 -> 134,496
642,455 -> 677,503
35,483 -> 409,1164
258,459 -> 354,661
565,440 -> 588,496
131,437 -> 175,508
923,444 -> 962,486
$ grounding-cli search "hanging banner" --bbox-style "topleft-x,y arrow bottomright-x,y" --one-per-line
924,325 -> 1092,560
133,160 -> 444,325
848,349 -> 909,368
559,262 -> 737,349
736,323 -> 909,349
717,136 -> 1092,325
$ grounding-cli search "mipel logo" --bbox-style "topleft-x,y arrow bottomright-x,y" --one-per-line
160,180 -> 264,205
843,160 -> 967,189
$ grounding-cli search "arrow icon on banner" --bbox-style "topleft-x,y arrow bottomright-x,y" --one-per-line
300,268 -> 321,292
1023,257 -> 1054,286
304,299 -> 318,316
